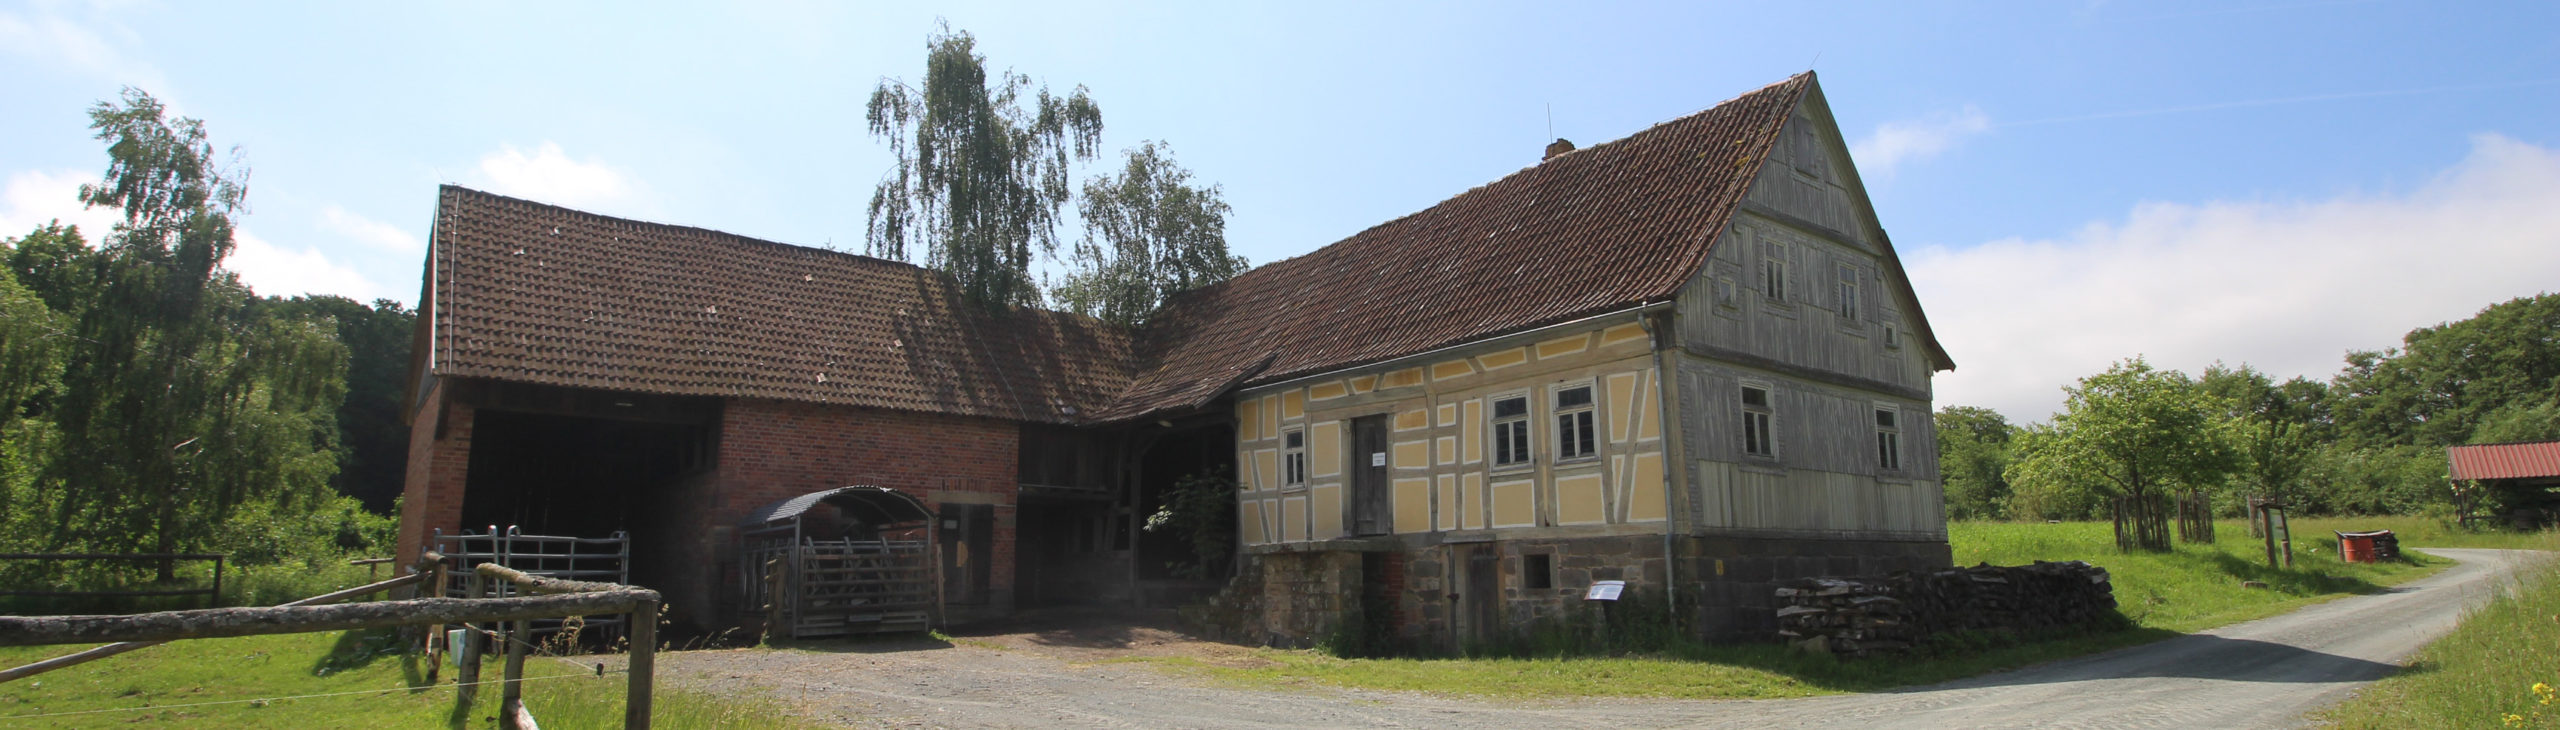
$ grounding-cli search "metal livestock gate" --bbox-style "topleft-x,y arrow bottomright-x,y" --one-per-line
738,486 -> 942,639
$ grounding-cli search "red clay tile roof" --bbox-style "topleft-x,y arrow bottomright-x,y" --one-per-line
2449,441 -> 2560,481
425,186 -> 1131,423
1090,73 -> 1816,422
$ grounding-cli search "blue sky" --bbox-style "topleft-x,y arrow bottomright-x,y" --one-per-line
4,0 -> 2556,422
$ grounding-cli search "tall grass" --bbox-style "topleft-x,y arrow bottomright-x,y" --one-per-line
1953,519 -> 2449,633
2321,556 -> 2560,728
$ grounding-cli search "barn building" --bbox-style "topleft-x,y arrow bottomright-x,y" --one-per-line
398,71 -> 1955,642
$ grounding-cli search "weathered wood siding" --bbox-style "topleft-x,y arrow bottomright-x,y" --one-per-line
1669,87 -> 1945,540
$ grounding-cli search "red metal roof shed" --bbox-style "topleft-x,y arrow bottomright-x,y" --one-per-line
2447,441 -> 2560,481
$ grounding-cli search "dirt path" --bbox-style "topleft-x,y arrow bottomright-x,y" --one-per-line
651,548 -> 2545,729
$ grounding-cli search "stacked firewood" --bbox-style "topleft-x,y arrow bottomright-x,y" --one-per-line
1774,561 -> 2116,657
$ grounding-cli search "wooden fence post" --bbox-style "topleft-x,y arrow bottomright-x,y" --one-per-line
458,571 -> 484,709
627,599 -> 657,730
500,618 -> 530,729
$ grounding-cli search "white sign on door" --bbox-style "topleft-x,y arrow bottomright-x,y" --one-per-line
1371,452 -> 1387,467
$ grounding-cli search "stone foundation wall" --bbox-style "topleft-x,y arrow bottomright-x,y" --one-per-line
1232,533 -> 1950,647
1682,534 -> 1952,639
1256,551 -> 1362,646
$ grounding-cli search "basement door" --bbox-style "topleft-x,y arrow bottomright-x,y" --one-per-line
1350,415 -> 1390,536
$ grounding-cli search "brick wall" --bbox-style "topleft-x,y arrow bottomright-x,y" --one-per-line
394,383 -> 476,562
703,397 -> 1021,619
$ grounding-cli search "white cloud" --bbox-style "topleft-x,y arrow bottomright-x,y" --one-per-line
0,1 -> 166,90
1909,133 -> 2560,424
1851,106 -> 1990,178
0,169 -> 120,241
224,229 -> 392,303
319,205 -> 420,253
473,142 -> 636,209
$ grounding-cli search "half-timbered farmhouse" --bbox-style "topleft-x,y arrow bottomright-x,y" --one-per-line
398,71 -> 1954,642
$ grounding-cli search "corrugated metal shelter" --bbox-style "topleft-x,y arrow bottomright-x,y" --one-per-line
737,487 -> 942,637
2447,441 -> 2560,529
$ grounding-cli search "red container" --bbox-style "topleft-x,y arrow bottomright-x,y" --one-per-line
2339,535 -> 2375,563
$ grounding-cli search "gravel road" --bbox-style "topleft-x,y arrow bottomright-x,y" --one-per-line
653,548 -> 2544,729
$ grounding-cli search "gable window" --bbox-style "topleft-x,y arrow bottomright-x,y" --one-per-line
1282,429 -> 1307,488
1554,384 -> 1597,462
1836,264 -> 1860,320
1875,408 -> 1901,471
1762,248 -> 1789,302
1741,385 -> 1775,458
1492,394 -> 1532,468
1882,323 -> 1902,349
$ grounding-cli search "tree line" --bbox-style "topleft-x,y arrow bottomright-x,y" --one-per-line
0,90 -> 412,579
1939,293 -> 2560,546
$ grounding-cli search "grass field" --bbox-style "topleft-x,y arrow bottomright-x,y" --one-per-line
1144,518 -> 2544,700
0,628 -> 814,728
2318,552 -> 2560,728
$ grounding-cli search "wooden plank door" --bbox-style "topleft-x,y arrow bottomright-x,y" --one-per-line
1350,415 -> 1390,536
1462,544 -> 1499,643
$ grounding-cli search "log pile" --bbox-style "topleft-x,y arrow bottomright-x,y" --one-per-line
1774,561 -> 2116,657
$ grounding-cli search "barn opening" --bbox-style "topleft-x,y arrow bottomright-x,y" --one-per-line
451,383 -> 719,598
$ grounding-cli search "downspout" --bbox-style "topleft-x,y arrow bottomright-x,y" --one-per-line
1636,301 -> 1682,623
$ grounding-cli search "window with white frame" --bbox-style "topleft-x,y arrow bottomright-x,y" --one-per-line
1554,384 -> 1596,461
1836,263 -> 1860,320
1875,407 -> 1901,471
1762,247 -> 1789,302
1741,385 -> 1775,458
1492,394 -> 1532,468
1282,428 -> 1307,487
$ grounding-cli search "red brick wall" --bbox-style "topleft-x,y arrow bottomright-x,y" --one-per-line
395,381 -> 476,562
704,397 -> 1021,617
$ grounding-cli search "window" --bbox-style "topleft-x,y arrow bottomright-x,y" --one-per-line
1491,395 -> 1532,468
1762,249 -> 1789,302
1522,553 -> 1554,590
1875,408 -> 1902,471
1836,264 -> 1860,320
1741,385 -> 1774,457
1282,429 -> 1307,487
1882,324 -> 1902,349
1716,276 -> 1739,309
1554,384 -> 1596,461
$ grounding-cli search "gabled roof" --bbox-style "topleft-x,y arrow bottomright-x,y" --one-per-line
2449,441 -> 2560,481
423,186 -> 1131,424
1089,73 -> 1814,421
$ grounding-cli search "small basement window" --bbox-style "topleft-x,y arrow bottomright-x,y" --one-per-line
1522,553 -> 1554,590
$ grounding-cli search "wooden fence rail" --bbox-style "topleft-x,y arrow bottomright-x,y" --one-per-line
0,553 -> 226,607
0,553 -> 659,729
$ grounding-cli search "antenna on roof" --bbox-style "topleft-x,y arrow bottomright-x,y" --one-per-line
1808,50 -> 1822,70
1546,102 -> 1553,139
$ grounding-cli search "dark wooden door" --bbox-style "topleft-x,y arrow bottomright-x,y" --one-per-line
1350,415 -> 1390,536
1462,545 -> 1499,643
940,504 -> 994,604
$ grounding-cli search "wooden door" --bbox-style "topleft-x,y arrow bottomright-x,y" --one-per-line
1462,544 -> 1499,643
939,504 -> 994,604
1350,415 -> 1390,536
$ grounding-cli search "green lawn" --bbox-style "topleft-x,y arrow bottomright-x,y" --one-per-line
1142,518 -> 2535,700
0,628 -> 811,728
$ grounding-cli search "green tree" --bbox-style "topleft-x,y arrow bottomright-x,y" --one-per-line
28,88 -> 347,577
255,295 -> 414,511
2329,294 -> 2560,448
1055,141 -> 1246,325
1934,405 -> 2016,520
866,23 -> 1104,309
2006,358 -> 2239,551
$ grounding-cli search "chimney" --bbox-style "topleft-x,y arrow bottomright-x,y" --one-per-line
1543,138 -> 1576,160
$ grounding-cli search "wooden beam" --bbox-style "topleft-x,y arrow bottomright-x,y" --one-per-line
474,563 -> 626,595
627,600 -> 657,729
0,592 -> 659,647
1,569 -> 430,683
